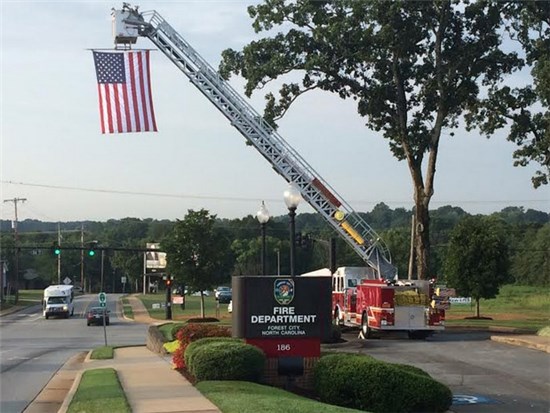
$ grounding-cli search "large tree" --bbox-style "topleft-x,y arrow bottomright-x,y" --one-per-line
444,215 -> 510,318
467,2 -> 550,188
220,0 -> 526,279
163,209 -> 232,318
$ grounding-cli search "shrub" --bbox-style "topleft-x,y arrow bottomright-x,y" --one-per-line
172,323 -> 231,369
189,341 -> 265,382
314,353 -> 452,413
170,323 -> 186,340
184,337 -> 243,368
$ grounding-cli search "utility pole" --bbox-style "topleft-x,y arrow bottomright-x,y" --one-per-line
3,197 -> 26,304
101,249 -> 105,293
80,225 -> 84,292
57,223 -> 62,284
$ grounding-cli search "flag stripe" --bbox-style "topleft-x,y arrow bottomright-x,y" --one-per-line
137,52 -> 149,132
93,50 -> 157,134
97,84 -> 106,134
145,51 -> 158,131
128,54 -> 141,132
113,86 -> 123,133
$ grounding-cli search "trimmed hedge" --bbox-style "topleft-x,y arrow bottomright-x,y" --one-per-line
172,323 -> 231,369
188,341 -> 265,382
184,337 -> 243,368
314,353 -> 452,413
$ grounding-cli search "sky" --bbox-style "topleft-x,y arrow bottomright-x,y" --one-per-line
1,1 -> 548,225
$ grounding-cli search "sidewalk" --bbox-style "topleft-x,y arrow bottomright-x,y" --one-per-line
60,346 -> 220,413
24,295 -> 221,413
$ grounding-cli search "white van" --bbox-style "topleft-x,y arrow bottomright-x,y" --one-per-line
43,285 -> 74,319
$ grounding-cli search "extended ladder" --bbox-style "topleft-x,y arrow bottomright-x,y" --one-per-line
115,6 -> 397,279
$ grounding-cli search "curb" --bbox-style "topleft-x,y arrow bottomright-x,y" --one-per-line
490,335 -> 550,353
57,369 -> 84,413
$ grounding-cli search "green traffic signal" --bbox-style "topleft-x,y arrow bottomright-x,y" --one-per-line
52,242 -> 61,255
88,241 -> 97,257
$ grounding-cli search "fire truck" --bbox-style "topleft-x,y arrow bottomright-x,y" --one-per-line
331,267 -> 449,339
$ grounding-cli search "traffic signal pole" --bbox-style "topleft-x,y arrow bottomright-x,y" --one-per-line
164,275 -> 173,320
165,282 -> 172,320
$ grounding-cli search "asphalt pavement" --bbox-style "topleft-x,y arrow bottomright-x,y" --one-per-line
10,296 -> 549,413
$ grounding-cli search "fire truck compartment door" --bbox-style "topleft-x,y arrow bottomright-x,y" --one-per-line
394,306 -> 426,329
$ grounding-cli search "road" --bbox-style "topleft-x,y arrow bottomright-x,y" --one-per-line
327,330 -> 550,413
0,293 -> 148,413
2,299 -> 548,413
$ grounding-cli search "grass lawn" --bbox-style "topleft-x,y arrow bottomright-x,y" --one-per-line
137,293 -> 232,324
0,289 -> 43,310
90,346 -> 114,359
121,298 -> 134,319
196,381 -> 364,413
445,285 -> 550,331
67,368 -> 130,413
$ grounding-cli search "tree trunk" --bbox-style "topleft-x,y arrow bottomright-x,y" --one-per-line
200,293 -> 205,318
476,298 -> 480,318
414,194 -> 431,280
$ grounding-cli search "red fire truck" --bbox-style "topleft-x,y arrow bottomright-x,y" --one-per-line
331,267 -> 449,339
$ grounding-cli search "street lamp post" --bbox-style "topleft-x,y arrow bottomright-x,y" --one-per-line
256,201 -> 270,275
283,183 -> 302,277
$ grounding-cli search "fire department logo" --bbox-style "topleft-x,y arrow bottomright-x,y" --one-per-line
274,279 -> 294,305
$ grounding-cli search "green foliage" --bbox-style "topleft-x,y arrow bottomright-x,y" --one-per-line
167,322 -> 186,340
314,353 -> 452,413
510,223 -> 550,286
444,216 -> 511,311
184,337 -> 243,369
2,205 -> 548,293
470,3 -> 549,188
68,368 -> 130,413
163,209 -> 232,297
189,341 -> 265,382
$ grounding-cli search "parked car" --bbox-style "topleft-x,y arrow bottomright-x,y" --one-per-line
191,290 -> 210,297
86,307 -> 110,326
217,289 -> 232,304
215,286 -> 231,300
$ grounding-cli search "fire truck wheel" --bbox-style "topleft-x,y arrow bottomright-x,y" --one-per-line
361,312 -> 371,339
333,308 -> 340,326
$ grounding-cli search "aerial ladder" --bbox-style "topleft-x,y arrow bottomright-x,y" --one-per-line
112,4 -> 397,279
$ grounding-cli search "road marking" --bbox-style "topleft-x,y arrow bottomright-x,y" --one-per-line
452,395 -> 499,405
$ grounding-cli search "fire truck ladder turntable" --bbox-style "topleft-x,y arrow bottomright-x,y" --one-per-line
116,5 -> 397,279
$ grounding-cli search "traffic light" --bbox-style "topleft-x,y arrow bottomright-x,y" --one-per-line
52,242 -> 61,256
88,242 -> 97,257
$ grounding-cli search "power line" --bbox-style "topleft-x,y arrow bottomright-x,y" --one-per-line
2,180 -> 547,206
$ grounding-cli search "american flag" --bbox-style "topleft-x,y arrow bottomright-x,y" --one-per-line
93,50 -> 157,134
